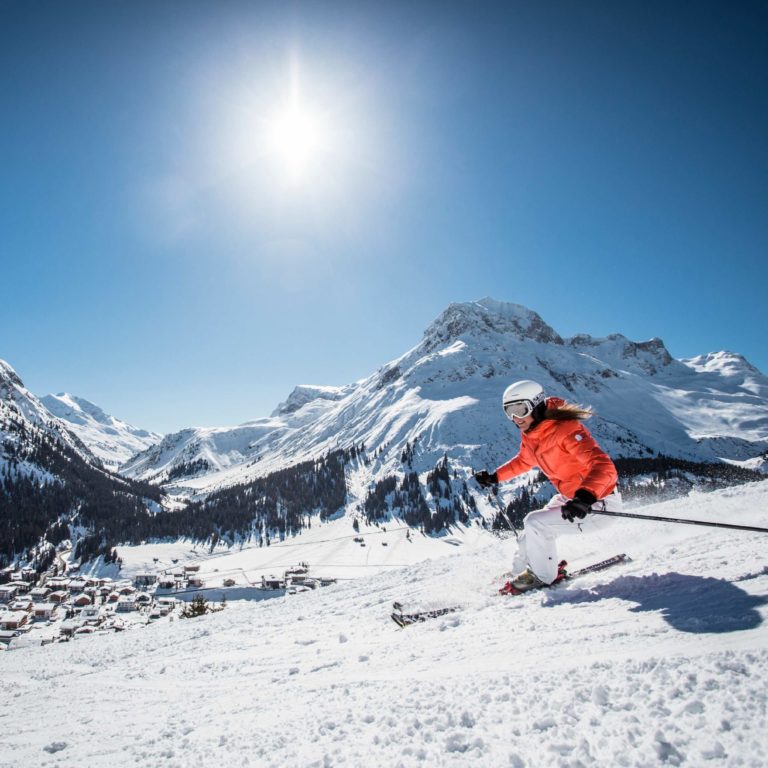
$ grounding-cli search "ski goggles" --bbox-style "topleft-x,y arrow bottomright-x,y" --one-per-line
503,399 -> 535,420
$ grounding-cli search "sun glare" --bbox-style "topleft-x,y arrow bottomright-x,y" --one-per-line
267,104 -> 323,178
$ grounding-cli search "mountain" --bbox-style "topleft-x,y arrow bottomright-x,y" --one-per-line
0,360 -> 163,567
120,298 -> 768,500
0,360 -> 97,469
41,393 -> 161,470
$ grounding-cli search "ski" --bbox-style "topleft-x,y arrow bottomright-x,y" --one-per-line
391,605 -> 461,628
499,553 -> 630,596
391,553 -> 630,627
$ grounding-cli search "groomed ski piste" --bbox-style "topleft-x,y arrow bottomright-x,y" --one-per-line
2,482 -> 767,768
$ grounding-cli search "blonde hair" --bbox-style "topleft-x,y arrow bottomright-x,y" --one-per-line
543,402 -> 593,421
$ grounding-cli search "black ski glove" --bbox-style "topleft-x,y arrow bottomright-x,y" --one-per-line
473,470 -> 498,488
561,488 -> 597,522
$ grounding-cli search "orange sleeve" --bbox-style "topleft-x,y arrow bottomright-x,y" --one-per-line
562,423 -> 618,498
495,441 -> 536,483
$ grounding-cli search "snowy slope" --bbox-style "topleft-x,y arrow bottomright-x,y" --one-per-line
120,298 -> 768,497
2,482 -> 767,767
0,359 -> 97,472
41,392 -> 162,470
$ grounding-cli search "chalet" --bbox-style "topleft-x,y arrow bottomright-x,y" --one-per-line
8,580 -> 30,594
134,573 -> 157,588
49,591 -> 69,604
33,603 -> 57,621
68,578 -> 88,593
0,586 -> 19,603
157,576 -> 176,589
184,564 -> 201,573
106,592 -> 121,603
73,594 -> 92,607
46,577 -> 70,591
261,575 -> 286,590
20,567 -> 37,582
80,606 -> 101,623
186,576 -> 204,588
10,599 -> 33,612
30,587 -> 51,601
0,611 -> 29,631
116,598 -> 136,613
118,585 -> 136,596
60,621 -> 78,637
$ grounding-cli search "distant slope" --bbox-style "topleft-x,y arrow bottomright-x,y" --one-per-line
41,392 -> 161,470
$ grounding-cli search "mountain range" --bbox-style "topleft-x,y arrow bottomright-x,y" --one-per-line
118,298 -> 768,499
2,298 -> 767,565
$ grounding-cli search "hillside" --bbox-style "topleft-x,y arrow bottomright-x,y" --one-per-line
2,482 -> 766,767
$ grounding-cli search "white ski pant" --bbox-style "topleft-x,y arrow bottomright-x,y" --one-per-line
511,490 -> 623,584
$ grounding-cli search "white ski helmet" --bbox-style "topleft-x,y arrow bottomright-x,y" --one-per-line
502,380 -> 546,420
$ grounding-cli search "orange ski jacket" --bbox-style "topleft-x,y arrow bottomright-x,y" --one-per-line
495,398 -> 618,500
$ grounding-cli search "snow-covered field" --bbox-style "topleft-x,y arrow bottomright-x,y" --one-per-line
2,483 -> 768,768
106,516 -> 477,587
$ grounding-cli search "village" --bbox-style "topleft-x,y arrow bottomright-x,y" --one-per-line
0,556 -> 334,651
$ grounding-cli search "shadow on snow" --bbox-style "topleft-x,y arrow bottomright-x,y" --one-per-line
544,572 -> 768,634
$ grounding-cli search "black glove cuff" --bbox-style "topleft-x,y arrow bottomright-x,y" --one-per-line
574,488 -> 597,506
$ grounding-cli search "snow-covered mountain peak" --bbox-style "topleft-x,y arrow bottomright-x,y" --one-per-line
43,393 -> 112,427
271,384 -> 349,417
683,350 -> 762,378
1,358 -> 58,426
41,392 -> 162,470
0,358 -> 24,391
567,333 -> 674,374
421,298 -> 563,353
0,359 -> 98,468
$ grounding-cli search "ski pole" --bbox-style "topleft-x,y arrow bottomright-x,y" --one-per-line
489,486 -> 520,540
472,469 -> 519,539
590,509 -> 768,534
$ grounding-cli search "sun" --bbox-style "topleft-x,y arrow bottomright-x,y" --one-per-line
266,102 -> 326,181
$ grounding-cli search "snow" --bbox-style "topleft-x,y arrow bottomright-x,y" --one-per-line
2,482 -> 767,767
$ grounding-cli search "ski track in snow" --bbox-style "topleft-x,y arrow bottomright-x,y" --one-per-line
2,484 -> 768,767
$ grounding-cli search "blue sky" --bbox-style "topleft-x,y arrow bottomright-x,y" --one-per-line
1,1 -> 766,434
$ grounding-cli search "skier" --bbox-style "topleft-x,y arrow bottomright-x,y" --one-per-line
474,380 -> 621,593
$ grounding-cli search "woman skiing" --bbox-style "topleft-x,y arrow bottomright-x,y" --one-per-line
474,380 -> 621,593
